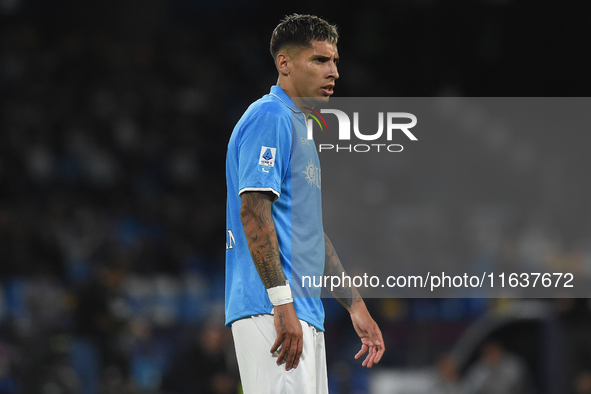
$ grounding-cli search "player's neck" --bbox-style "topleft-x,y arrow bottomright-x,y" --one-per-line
276,78 -> 308,112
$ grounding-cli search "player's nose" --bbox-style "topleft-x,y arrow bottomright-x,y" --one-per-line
330,62 -> 339,80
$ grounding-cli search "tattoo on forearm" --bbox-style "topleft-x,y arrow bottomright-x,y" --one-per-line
241,192 -> 286,289
324,233 -> 362,310
250,234 -> 283,288
278,312 -> 286,332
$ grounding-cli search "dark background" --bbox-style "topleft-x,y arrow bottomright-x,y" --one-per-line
1,0 -> 591,393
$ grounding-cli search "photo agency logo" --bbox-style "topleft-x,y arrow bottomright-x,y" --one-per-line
305,105 -> 418,153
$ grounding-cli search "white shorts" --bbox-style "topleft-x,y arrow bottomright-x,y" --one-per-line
231,314 -> 328,394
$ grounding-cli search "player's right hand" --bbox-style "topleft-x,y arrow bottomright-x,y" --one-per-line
271,303 -> 303,371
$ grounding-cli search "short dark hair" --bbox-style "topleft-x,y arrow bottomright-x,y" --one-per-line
270,14 -> 338,60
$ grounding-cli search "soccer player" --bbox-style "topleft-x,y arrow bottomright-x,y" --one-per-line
225,14 -> 385,394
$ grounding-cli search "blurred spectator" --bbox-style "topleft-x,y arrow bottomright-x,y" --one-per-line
74,262 -> 133,389
461,341 -> 531,394
430,353 -> 461,394
556,299 -> 591,394
160,317 -> 238,394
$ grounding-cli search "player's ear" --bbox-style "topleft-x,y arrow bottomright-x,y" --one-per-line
276,53 -> 291,76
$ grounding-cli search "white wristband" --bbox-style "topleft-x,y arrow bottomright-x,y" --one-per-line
267,281 -> 293,306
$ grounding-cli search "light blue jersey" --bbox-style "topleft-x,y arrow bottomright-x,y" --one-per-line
225,85 -> 325,331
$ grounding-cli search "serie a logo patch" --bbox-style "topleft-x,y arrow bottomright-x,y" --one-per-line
258,146 -> 276,174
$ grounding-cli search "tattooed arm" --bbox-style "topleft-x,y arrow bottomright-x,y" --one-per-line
240,191 -> 286,288
324,233 -> 385,368
240,191 -> 303,370
324,233 -> 362,310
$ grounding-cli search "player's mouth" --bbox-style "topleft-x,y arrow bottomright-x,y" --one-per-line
321,84 -> 334,96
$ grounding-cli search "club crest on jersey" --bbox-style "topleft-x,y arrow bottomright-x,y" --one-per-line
258,146 -> 277,174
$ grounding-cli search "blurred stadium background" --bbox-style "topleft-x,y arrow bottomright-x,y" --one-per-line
1,0 -> 591,393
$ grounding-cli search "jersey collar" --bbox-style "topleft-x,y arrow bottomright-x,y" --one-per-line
269,85 -> 302,114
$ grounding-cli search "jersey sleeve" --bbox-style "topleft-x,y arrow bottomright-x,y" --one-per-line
236,107 -> 291,202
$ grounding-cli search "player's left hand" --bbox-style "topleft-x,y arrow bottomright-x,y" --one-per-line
350,302 -> 385,368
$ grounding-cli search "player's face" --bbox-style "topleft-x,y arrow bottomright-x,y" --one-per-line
289,40 -> 339,106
